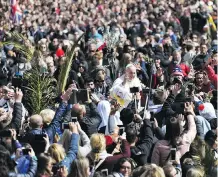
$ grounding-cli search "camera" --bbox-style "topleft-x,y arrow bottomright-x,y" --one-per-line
130,87 -> 139,93
62,123 -> 70,129
22,148 -> 31,155
71,117 -> 77,122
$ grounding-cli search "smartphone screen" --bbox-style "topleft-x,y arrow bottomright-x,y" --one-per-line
62,123 -> 70,129
71,117 -> 77,122
119,127 -> 125,135
22,148 -> 31,155
171,148 -> 176,160
150,112 -> 154,122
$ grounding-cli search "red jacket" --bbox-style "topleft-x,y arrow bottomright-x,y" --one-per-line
205,65 -> 218,89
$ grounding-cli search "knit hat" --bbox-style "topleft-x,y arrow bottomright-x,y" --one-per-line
199,103 -> 217,120
56,48 -> 65,58
172,67 -> 184,77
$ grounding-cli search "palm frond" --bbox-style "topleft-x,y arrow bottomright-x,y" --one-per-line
1,31 -> 35,61
57,33 -> 84,93
23,67 -> 57,114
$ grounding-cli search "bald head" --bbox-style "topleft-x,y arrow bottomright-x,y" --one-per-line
29,114 -> 43,129
72,103 -> 86,119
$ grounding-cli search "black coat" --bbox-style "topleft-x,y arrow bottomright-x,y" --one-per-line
79,102 -> 102,137
130,119 -> 153,166
5,102 -> 23,131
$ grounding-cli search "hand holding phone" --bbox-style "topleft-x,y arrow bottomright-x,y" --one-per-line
118,126 -> 125,136
22,148 -> 31,155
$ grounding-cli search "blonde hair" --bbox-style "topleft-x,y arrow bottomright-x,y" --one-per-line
139,164 -> 165,177
186,167 -> 205,177
90,133 -> 106,161
40,109 -> 55,126
48,143 -> 66,163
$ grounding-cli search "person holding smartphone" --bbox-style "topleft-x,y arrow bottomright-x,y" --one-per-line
126,111 -> 154,166
151,102 -> 196,166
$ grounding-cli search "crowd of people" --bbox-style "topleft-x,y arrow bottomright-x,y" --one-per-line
0,0 -> 218,177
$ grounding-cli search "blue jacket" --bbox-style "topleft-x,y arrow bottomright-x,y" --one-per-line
60,133 -> 79,171
22,102 -> 68,145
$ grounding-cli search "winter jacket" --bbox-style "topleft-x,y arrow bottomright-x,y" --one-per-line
9,156 -> 37,177
151,114 -> 197,167
79,102 -> 102,137
22,102 -> 68,149
78,129 -> 91,157
6,102 -> 23,131
59,133 -> 79,171
130,119 -> 153,166
195,115 -> 211,139
161,93 -> 176,118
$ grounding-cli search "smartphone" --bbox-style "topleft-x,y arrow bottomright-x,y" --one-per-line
22,148 -> 31,155
101,169 -> 108,176
71,117 -> 77,122
171,148 -> 176,160
62,122 -> 70,129
34,134 -> 46,141
12,77 -> 22,88
0,130 -> 12,137
130,87 -> 139,93
150,112 -> 154,122
119,127 -> 125,135
52,165 -> 59,175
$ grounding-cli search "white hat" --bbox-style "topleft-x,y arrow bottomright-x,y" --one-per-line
199,103 -> 217,120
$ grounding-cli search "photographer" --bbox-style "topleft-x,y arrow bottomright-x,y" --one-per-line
126,111 -> 154,166
21,85 -> 74,153
71,97 -> 102,137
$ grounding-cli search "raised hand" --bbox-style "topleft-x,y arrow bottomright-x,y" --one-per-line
184,102 -> 195,115
14,88 -> 23,103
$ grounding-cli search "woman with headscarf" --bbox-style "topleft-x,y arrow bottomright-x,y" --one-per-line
97,100 -> 111,135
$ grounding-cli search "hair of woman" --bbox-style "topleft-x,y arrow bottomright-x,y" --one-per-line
47,143 -> 66,163
137,164 -> 165,177
165,117 -> 183,147
68,157 -> 90,177
113,157 -> 134,173
36,153 -> 53,177
186,167 -> 205,177
90,133 -> 106,161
